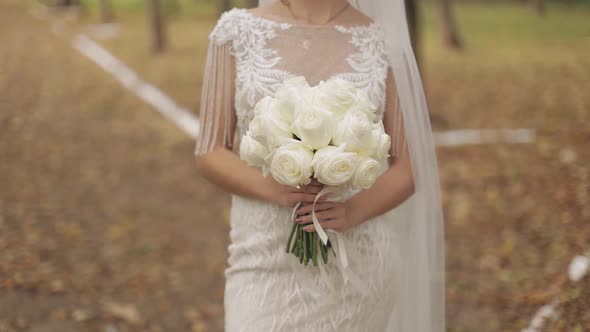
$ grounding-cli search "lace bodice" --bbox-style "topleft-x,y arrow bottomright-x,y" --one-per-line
208,8 -> 391,148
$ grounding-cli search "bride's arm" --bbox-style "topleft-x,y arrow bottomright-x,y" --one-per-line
196,148 -> 277,201
346,150 -> 414,224
194,41 -> 320,207
347,68 -> 415,224
196,148 -> 321,206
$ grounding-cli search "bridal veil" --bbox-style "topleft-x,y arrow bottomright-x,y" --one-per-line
256,1 -> 446,331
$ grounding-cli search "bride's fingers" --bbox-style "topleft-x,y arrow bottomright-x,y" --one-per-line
309,179 -> 323,187
297,184 -> 323,195
296,202 -> 337,215
302,218 -> 342,232
286,193 -> 318,205
295,209 -> 339,224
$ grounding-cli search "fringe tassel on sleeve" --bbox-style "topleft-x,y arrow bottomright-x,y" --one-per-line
384,67 -> 408,163
194,40 -> 236,156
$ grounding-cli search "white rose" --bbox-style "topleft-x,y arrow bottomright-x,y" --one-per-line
312,145 -> 358,186
365,122 -> 391,161
239,132 -> 269,168
275,76 -> 310,121
275,77 -> 310,103
351,89 -> 377,122
265,141 -> 313,187
248,115 -> 266,143
249,97 -> 294,149
291,96 -> 334,150
253,96 -> 276,116
332,109 -> 373,152
352,155 -> 381,189
253,95 -> 294,123
314,78 -> 358,118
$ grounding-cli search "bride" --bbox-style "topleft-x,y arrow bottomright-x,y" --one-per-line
194,0 -> 445,331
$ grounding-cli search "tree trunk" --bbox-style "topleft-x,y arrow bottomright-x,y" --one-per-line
405,0 -> 420,69
98,0 -> 114,23
149,0 -> 167,53
246,0 -> 258,8
533,0 -> 546,15
164,0 -> 181,15
219,0 -> 232,16
438,0 -> 462,49
54,0 -> 75,7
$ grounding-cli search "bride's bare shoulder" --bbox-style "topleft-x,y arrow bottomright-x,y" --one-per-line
345,7 -> 374,26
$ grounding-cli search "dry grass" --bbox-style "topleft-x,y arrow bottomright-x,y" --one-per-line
1,2 -> 227,331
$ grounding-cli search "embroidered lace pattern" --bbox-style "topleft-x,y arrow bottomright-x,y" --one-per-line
206,9 -> 405,331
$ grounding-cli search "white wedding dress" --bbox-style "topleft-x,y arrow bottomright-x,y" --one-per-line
195,7 -> 417,331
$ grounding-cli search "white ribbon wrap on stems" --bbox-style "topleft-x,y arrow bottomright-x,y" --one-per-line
311,186 -> 338,246
291,186 -> 367,302
290,201 -> 302,225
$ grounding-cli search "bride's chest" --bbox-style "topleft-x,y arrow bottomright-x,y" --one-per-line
215,9 -> 390,136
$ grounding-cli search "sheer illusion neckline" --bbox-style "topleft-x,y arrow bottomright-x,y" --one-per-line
238,8 -> 377,30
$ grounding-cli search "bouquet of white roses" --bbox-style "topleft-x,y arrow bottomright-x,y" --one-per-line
239,76 -> 391,266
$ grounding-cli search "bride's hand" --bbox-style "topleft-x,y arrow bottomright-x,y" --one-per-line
294,200 -> 361,233
272,179 -> 324,207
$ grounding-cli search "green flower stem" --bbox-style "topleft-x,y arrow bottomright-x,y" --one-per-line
310,232 -> 314,264
309,232 -> 314,263
298,225 -> 304,264
286,221 -> 297,253
329,240 -> 336,257
294,224 -> 300,254
311,232 -> 318,266
303,231 -> 309,265
290,224 -> 299,254
320,240 -> 328,264
285,222 -> 334,266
